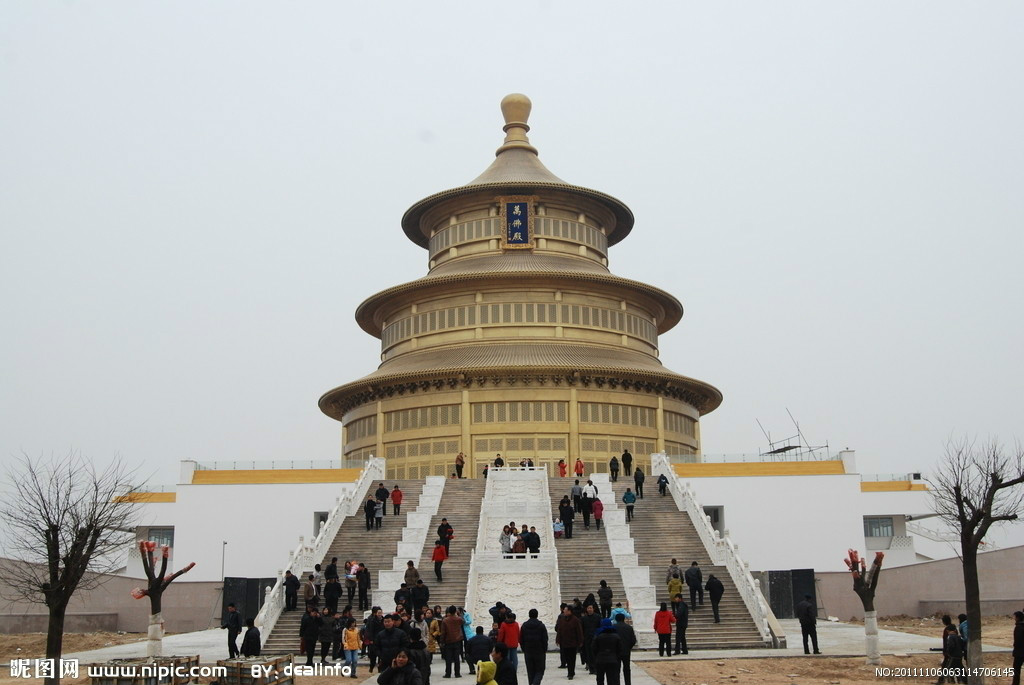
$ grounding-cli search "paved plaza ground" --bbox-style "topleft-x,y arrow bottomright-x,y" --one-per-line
1,617 -> 1005,684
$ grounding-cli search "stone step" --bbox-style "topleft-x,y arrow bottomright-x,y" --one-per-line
414,478 -> 488,612
547,479 -> 626,607
604,478 -> 766,647
264,479 -> 426,654
268,472 -> 767,653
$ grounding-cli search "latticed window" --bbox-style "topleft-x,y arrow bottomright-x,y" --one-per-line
665,412 -> 696,437
582,437 -> 655,457
384,405 -> 460,432
345,415 -> 377,441
665,441 -> 694,455
864,517 -> 894,537
579,402 -> 654,427
384,295 -> 658,350
472,402 -> 568,423
147,527 -> 174,548
345,446 -> 376,461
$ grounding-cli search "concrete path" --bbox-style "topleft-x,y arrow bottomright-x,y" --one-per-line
631,619 -> 1009,661
64,628 -> 226,664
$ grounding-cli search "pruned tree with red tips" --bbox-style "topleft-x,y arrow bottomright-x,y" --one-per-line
844,548 -> 884,664
133,540 -> 196,657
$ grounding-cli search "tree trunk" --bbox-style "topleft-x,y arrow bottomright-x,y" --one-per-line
147,611 -> 164,657
962,548 -> 985,684
45,606 -> 66,685
863,610 -> 881,665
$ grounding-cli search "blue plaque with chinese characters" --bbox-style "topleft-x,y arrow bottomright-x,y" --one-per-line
505,202 -> 530,246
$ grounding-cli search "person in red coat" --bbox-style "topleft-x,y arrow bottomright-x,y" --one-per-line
391,486 -> 403,516
496,612 -> 521,671
431,539 -> 448,582
592,498 -> 604,531
558,459 -> 567,478
653,602 -> 676,657
574,458 -> 585,477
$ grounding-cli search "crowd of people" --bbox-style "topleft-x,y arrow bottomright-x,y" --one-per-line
287,595 -> 642,685
221,447 -> 1024,685
499,522 -> 542,558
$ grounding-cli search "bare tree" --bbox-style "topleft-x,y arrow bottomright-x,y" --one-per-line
930,438 -> 1024,684
131,541 -> 195,656
843,549 -> 884,665
0,452 -> 141,685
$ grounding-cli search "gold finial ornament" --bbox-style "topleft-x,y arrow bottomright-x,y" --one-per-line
496,93 -> 538,156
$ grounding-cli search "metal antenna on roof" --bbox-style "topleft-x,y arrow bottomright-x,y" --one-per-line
787,408 -> 810,448
756,418 -> 772,446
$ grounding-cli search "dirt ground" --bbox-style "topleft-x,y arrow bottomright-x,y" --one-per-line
636,652 -> 1018,684
845,614 -> 1016,648
0,631 -> 146,663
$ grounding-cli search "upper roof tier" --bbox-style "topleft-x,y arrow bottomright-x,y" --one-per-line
401,94 -> 634,249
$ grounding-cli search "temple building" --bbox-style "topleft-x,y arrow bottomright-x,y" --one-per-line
319,94 -> 722,479
9,95 -> 1002,640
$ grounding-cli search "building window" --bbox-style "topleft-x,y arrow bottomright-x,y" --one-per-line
147,527 -> 174,548
579,402 -> 655,427
863,517 -> 893,538
472,401 -> 567,423
384,405 -> 460,432
664,411 -> 697,437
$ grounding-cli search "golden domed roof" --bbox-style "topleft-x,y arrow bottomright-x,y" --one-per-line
401,94 -> 634,249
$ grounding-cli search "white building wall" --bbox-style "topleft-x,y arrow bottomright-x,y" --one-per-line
857,489 -> 934,518
682,473 -> 865,572
129,482 -> 357,582
122,501 -> 179,578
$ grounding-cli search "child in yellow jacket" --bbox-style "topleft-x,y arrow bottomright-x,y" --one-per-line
342,618 -> 361,676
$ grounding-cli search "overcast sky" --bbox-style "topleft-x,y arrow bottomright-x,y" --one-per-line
2,3 -> 1022,497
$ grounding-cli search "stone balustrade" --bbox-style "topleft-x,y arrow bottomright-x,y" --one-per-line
466,468 -> 561,630
374,475 -> 446,607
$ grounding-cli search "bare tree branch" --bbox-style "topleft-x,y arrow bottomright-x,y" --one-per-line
0,451 -> 143,685
927,437 -> 1024,685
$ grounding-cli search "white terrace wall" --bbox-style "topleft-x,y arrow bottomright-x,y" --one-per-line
679,473 -> 864,572
131,482 -> 358,582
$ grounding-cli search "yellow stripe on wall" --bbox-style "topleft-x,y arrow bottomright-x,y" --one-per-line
673,461 -> 846,478
191,468 -> 362,485
860,481 -> 929,492
114,492 -> 177,503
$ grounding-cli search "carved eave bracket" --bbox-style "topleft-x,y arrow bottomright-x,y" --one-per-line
321,369 -> 721,419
